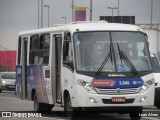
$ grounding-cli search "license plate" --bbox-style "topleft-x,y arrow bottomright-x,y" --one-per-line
112,97 -> 125,103
9,86 -> 15,88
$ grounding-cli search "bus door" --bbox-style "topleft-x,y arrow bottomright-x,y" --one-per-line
21,37 -> 28,99
52,34 -> 62,103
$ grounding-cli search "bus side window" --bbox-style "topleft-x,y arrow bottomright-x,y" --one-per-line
39,34 -> 50,65
63,32 -> 74,70
29,35 -> 39,64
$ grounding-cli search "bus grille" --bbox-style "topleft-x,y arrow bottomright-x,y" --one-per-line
95,88 -> 140,95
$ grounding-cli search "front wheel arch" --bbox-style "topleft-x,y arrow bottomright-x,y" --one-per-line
63,90 -> 77,117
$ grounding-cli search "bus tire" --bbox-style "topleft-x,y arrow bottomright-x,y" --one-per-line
33,93 -> 43,112
15,85 -> 17,95
33,93 -> 53,112
64,94 -> 77,117
154,88 -> 160,109
43,103 -> 53,112
129,107 -> 142,120
0,89 -> 1,93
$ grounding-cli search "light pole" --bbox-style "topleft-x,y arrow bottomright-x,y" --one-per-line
108,7 -> 118,23
62,17 -> 67,24
44,5 -> 50,27
41,0 -> 43,28
118,0 -> 119,16
151,0 -> 153,28
71,0 -> 75,22
90,0 -> 93,21
38,0 -> 39,29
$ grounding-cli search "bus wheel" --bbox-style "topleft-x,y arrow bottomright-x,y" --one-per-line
33,93 -> 53,112
15,85 -> 17,95
155,88 -> 160,109
156,103 -> 160,109
33,93 -> 43,112
43,103 -> 53,112
129,107 -> 142,120
64,94 -> 76,117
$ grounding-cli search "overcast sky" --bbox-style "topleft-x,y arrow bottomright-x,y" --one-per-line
0,0 -> 160,50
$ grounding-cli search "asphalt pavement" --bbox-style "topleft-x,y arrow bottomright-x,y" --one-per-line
0,91 -> 160,120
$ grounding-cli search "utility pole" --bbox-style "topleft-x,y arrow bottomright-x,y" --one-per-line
71,0 -> 75,22
38,0 -> 39,29
108,7 -> 118,23
90,0 -> 93,21
118,0 -> 119,16
44,5 -> 50,27
151,0 -> 153,28
41,0 -> 43,28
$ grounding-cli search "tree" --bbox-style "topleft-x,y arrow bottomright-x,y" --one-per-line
0,64 -> 10,72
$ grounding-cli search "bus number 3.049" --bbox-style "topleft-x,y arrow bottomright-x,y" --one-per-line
119,81 -> 130,86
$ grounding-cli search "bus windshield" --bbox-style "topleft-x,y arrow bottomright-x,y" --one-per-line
1,72 -> 16,79
74,31 -> 152,72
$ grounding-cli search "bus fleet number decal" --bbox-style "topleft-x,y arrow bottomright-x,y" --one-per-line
119,81 -> 130,86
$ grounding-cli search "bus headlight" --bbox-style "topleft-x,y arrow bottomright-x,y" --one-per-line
78,80 -> 97,94
1,80 -> 6,84
139,79 -> 154,93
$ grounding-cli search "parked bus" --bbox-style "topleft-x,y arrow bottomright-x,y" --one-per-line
16,21 -> 155,119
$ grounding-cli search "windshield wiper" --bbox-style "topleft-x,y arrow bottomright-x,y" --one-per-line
117,43 -> 138,75
96,44 -> 113,75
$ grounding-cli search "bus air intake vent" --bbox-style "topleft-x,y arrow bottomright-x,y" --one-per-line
95,88 -> 140,95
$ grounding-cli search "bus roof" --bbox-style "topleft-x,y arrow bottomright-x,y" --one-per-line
18,21 -> 142,36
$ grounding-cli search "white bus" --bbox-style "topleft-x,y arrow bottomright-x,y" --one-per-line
16,21 -> 155,119
150,53 -> 160,109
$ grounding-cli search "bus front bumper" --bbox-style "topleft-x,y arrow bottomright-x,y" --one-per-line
74,85 -> 155,108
